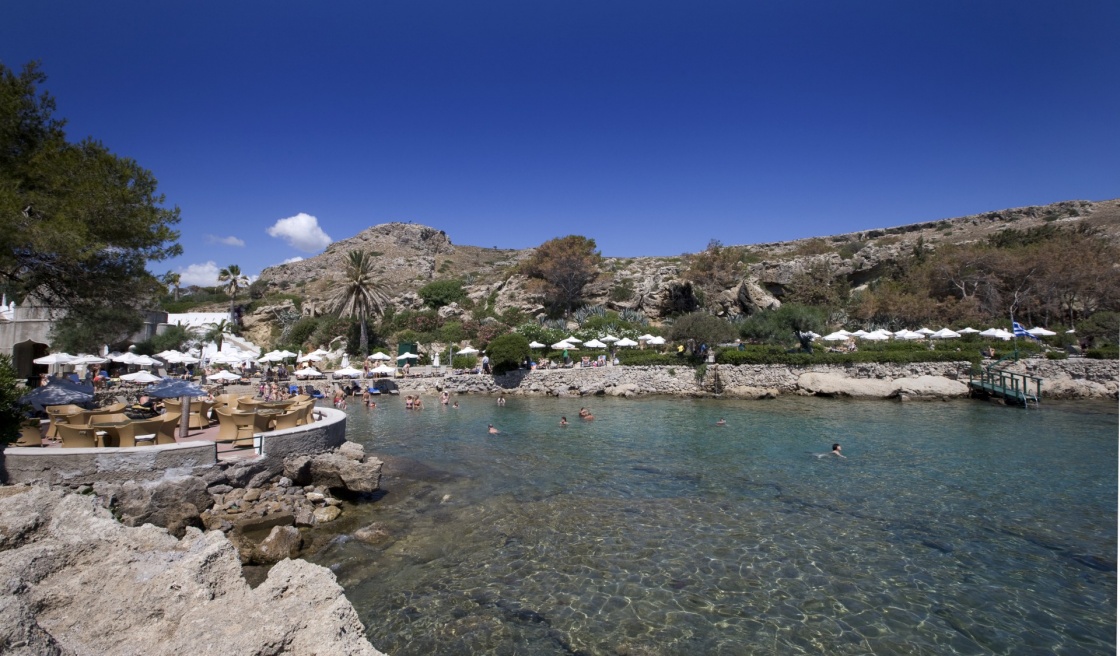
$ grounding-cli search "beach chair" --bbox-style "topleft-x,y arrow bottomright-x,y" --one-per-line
214,407 -> 256,447
57,423 -> 98,448
272,409 -> 301,431
16,419 -> 43,447
157,412 -> 182,445
130,417 -> 163,446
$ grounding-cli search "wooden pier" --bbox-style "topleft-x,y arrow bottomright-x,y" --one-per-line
968,363 -> 1042,407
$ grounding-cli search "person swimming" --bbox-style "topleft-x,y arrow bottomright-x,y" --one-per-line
716,419 -> 726,426
560,416 -> 568,426
488,424 -> 500,434
816,443 -> 847,459
578,407 -> 594,421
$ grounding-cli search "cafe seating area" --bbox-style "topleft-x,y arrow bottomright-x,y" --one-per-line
22,393 -> 321,458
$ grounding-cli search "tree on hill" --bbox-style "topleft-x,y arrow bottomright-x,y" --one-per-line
218,264 -> 249,316
329,250 -> 389,356
0,62 -> 181,324
162,271 -> 182,301
521,235 -> 602,316
418,279 -> 466,309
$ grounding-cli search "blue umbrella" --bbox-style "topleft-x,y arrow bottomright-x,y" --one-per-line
147,379 -> 206,399
18,379 -> 95,411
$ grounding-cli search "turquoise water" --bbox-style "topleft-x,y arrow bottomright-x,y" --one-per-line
309,396 -> 1118,655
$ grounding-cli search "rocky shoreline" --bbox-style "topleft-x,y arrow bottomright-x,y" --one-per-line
390,359 -> 1118,401
0,443 -> 388,656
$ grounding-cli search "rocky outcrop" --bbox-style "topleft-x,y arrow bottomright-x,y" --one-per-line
284,443 -> 384,493
113,475 -> 214,539
0,485 -> 384,656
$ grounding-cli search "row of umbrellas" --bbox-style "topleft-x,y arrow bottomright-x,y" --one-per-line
34,352 -> 165,367
18,376 -> 208,411
820,326 -> 1061,342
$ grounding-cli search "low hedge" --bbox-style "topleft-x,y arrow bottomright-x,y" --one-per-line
615,350 -> 701,366
716,347 -> 977,366
1086,347 -> 1119,360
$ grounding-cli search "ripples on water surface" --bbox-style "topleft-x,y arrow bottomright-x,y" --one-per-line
308,396 -> 1118,655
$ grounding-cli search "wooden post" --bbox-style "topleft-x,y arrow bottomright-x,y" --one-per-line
179,395 -> 190,438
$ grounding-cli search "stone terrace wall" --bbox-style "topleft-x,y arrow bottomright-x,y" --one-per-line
0,442 -> 217,486
389,359 -> 1116,400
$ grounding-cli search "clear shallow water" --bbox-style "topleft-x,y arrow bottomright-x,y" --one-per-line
309,396 -> 1118,655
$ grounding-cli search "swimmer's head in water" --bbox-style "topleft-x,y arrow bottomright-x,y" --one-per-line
832,443 -> 841,451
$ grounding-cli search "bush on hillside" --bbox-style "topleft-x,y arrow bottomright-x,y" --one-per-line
486,333 -> 530,374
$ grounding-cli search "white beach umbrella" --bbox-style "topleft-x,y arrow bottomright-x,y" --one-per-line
456,346 -> 480,355
835,330 -> 852,337
397,352 -> 420,361
823,332 -> 850,341
69,354 -> 108,365
601,335 -> 619,343
583,339 -> 607,348
111,352 -> 141,364
957,327 -> 980,334
207,370 -> 241,382
614,337 -> 639,347
332,366 -> 364,378
929,328 -> 961,339
859,332 -> 890,341
34,352 -> 74,366
850,329 -> 869,337
369,352 -> 392,361
1065,329 -> 1077,334
121,370 -> 162,383
371,363 -> 396,374
871,329 -> 893,337
132,355 -> 164,367
637,334 -> 656,341
529,341 -> 546,349
979,328 -> 1013,340
552,341 -> 576,350
297,353 -> 323,362
1028,327 -> 1056,336
293,367 -> 324,378
897,330 -> 926,340
563,336 -> 582,344
916,327 -> 936,335
647,336 -> 667,346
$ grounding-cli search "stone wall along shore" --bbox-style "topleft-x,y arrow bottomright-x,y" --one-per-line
388,359 -> 1117,400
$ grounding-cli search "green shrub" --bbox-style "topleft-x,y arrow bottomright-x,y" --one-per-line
486,333 -> 530,374
418,279 -> 467,309
716,347 -> 976,366
1086,347 -> 1119,360
0,355 -> 27,445
1045,351 -> 1068,360
452,355 -> 478,369
615,350 -> 696,366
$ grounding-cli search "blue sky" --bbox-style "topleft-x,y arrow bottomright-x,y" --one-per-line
4,1 -> 1118,286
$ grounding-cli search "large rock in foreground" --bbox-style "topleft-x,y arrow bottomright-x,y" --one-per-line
0,485 -> 384,656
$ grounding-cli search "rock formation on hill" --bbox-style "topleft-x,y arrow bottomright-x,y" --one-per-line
243,198 -> 1120,334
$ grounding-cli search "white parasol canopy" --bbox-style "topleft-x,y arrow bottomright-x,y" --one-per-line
583,339 -> 607,348
1028,327 -> 1057,336
207,370 -> 241,382
397,352 -> 420,361
979,328 -> 1013,340
34,352 -> 75,365
293,367 -> 324,378
552,341 -> 576,350
859,332 -> 890,341
369,352 -> 392,361
957,327 -> 980,334
614,337 -> 639,347
916,327 -> 936,335
456,346 -> 480,355
647,336 -> 667,346
563,336 -> 582,344
823,332 -> 851,341
600,335 -> 619,343
896,330 -> 927,340
850,329 -> 868,337
929,328 -> 961,339
637,334 -> 656,341
528,341 -> 546,349
121,370 -> 162,383
370,363 -> 396,375
332,366 -> 364,377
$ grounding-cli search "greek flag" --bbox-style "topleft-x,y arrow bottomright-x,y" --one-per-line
1012,321 -> 1040,340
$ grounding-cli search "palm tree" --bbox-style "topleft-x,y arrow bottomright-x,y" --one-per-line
163,272 -> 181,301
203,319 -> 234,354
328,250 -> 389,356
217,264 -> 249,313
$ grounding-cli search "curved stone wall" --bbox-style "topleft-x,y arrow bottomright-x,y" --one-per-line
0,407 -> 350,486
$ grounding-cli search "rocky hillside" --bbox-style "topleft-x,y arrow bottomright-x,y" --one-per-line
252,198 -> 1120,329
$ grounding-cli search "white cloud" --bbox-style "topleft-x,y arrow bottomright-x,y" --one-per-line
266,213 -> 332,252
282,256 -> 304,264
178,261 -> 221,287
206,234 -> 246,247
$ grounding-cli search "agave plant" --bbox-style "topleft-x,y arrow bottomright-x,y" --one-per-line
619,309 -> 649,326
